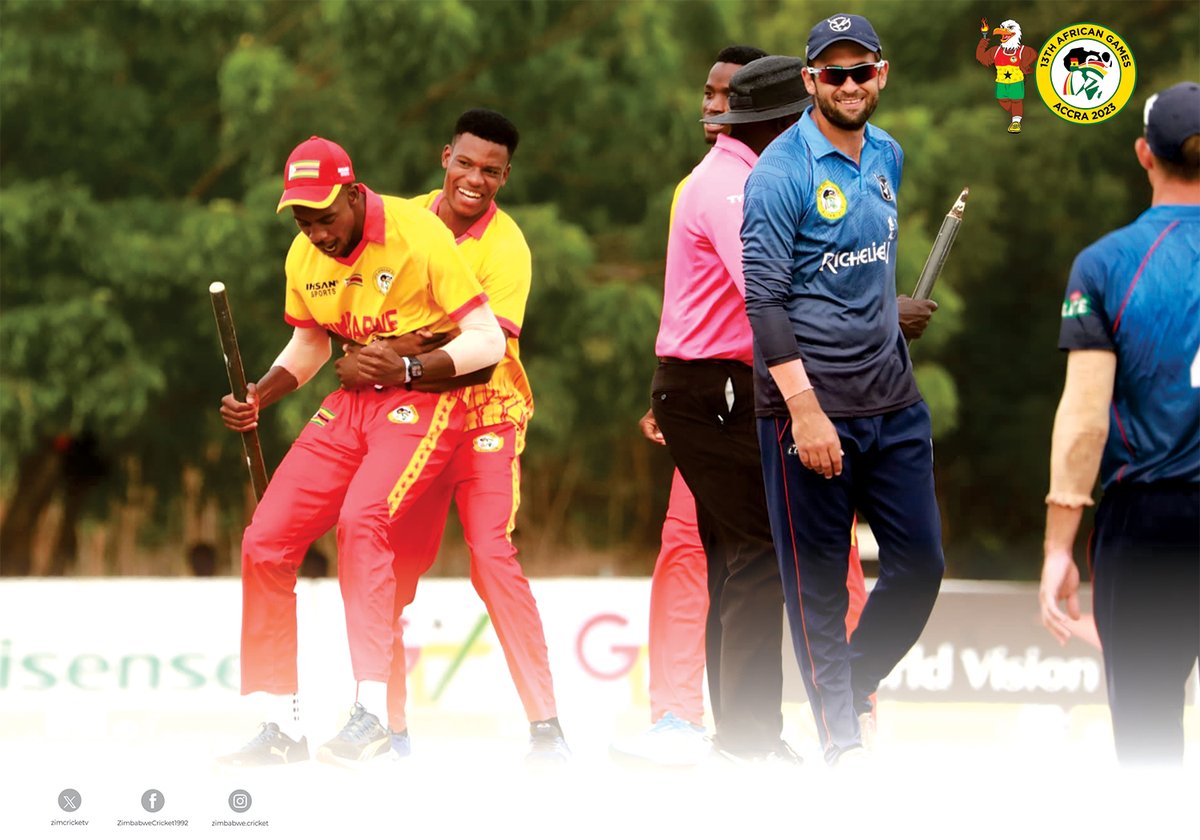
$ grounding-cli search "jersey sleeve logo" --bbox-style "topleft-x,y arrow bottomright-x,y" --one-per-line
1061,290 -> 1092,318
816,180 -> 848,220
374,267 -> 395,295
309,407 -> 336,427
387,405 -> 419,424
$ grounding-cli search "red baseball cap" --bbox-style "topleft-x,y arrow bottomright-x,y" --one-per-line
276,136 -> 356,213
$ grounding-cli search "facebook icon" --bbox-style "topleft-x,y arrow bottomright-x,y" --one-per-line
141,789 -> 164,812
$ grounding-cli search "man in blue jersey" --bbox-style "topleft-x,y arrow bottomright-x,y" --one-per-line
740,13 -> 945,767
1040,81 -> 1199,767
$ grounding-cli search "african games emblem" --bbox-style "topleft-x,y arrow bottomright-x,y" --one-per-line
387,405 -> 418,424
1036,23 -> 1136,125
816,180 -> 847,221
472,432 -> 504,453
375,267 -> 395,295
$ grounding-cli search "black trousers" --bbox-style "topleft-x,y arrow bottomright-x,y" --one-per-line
651,358 -> 784,755
1092,480 -> 1199,766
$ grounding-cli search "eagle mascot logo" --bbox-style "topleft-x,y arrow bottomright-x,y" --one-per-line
976,17 -> 1038,134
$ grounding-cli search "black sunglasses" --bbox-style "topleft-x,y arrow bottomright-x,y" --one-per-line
805,61 -> 885,86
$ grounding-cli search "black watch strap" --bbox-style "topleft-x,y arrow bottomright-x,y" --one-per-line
405,356 -> 424,390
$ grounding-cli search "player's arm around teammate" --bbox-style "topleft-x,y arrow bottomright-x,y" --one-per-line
216,136 -> 504,770
333,110 -> 568,763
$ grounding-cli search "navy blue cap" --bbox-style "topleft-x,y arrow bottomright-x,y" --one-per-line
806,13 -> 882,61
1144,82 -> 1200,163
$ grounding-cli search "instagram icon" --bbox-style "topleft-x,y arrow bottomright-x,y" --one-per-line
228,790 -> 252,813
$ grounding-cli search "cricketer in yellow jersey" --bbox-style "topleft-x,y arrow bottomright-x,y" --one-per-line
335,110 -> 567,763
218,135 -> 506,769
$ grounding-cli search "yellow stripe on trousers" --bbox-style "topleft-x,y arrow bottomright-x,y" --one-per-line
387,392 -> 458,517
506,425 -> 525,540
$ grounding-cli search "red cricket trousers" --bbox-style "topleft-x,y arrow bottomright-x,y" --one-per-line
239,387 -> 463,695
386,421 -> 556,731
647,468 -> 708,724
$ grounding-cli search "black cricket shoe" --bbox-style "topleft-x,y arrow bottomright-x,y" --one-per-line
712,737 -> 803,766
526,718 -> 571,764
218,722 -> 310,768
763,740 -> 804,765
316,703 -> 391,767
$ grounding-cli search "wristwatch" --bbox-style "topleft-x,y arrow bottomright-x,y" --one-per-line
404,355 -> 424,390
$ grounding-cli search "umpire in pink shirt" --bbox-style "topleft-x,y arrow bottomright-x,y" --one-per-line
650,56 -> 812,762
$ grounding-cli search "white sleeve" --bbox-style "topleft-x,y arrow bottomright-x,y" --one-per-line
271,326 -> 331,387
440,302 -> 506,375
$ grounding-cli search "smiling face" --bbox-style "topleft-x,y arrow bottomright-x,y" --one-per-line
439,132 -> 511,234
291,184 -> 363,259
702,61 -> 742,144
803,42 -> 888,133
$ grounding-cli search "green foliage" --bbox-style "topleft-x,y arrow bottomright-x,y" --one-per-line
0,184 -> 164,447
913,363 -> 959,439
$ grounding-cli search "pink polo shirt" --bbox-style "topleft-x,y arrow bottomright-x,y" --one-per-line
654,134 -> 757,364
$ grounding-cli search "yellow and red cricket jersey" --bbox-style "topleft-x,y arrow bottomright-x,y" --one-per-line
283,185 -> 487,343
415,189 -> 534,432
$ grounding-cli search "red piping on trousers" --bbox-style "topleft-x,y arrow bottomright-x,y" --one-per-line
775,417 -> 835,748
